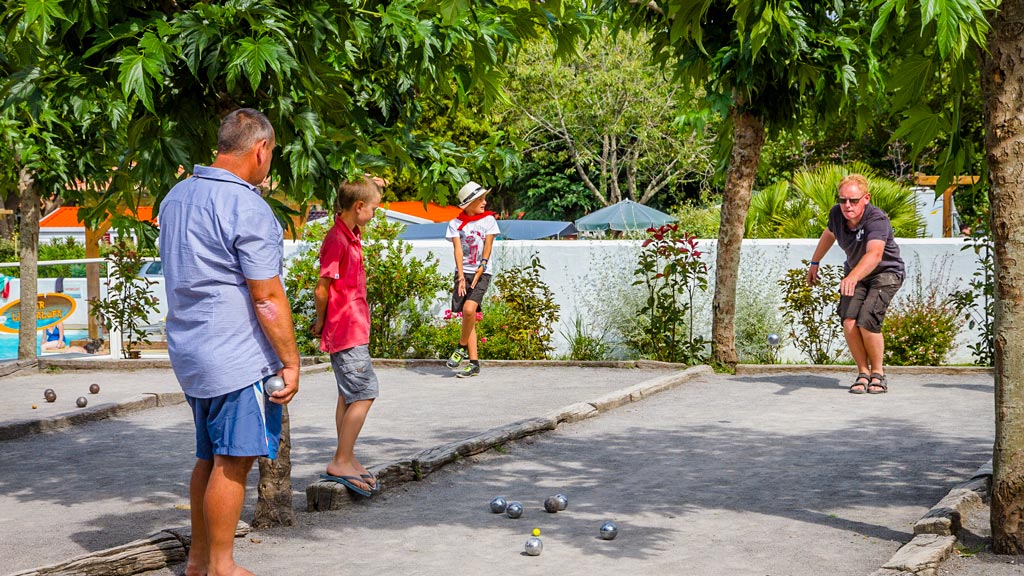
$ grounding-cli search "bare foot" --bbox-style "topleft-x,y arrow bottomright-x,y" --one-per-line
326,460 -> 371,492
184,555 -> 207,576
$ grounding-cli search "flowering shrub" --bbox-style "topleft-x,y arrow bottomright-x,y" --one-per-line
624,224 -> 709,364
885,259 -> 963,366
408,256 -> 560,360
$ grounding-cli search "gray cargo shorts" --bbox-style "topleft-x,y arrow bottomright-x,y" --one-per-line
837,271 -> 903,333
330,344 -> 379,404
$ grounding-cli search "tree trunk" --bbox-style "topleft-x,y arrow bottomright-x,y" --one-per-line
711,109 -> 765,368
85,225 -> 109,340
981,0 -> 1024,554
253,405 -> 295,528
17,168 -> 40,360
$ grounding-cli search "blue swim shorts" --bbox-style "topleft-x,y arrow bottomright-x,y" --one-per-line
187,376 -> 283,460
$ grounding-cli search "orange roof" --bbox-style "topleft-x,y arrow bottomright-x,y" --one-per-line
40,206 -> 157,228
384,201 -> 462,223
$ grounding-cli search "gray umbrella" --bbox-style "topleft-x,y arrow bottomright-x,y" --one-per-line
574,199 -> 677,232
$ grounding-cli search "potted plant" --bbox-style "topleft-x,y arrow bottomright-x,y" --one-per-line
90,239 -> 160,359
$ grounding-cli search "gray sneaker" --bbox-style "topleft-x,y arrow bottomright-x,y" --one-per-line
455,363 -> 480,378
446,346 -> 468,369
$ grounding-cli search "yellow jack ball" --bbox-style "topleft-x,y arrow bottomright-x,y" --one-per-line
32,404 -> 37,409
532,528 -> 541,537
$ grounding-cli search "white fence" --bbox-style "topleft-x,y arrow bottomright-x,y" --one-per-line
0,237 -> 986,363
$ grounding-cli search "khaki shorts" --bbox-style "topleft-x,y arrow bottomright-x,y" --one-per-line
837,272 -> 903,333
330,345 -> 379,404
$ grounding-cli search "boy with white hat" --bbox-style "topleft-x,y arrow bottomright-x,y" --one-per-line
445,181 -> 499,377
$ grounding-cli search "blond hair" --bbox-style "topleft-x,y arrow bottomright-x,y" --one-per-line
837,173 -> 869,196
334,176 -> 381,213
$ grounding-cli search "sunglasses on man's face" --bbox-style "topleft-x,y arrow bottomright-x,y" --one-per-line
837,195 -> 867,205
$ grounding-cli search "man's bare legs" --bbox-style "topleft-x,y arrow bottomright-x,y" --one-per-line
326,398 -> 375,492
844,318 -> 887,392
459,300 -> 480,360
185,455 -> 257,576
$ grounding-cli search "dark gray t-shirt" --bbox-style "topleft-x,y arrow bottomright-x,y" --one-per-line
827,204 -> 905,279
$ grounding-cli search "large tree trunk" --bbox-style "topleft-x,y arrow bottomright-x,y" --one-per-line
253,406 -> 294,528
17,168 -> 40,360
981,0 -> 1024,554
711,109 -> 765,367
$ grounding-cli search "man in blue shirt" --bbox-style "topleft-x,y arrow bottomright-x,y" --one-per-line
160,108 -> 300,576
808,173 -> 904,395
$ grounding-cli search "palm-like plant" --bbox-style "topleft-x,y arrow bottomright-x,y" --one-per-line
746,163 -> 923,238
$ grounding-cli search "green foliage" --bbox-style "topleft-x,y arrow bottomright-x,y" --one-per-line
285,213 -> 448,358
409,256 -> 561,360
672,202 -> 721,239
950,230 -> 994,366
628,224 -> 709,364
488,255 -> 560,360
90,239 -> 159,359
746,162 -> 924,238
885,259 -> 963,366
364,215 -> 449,358
735,260 -> 788,364
779,261 -> 845,364
559,313 -> 611,361
498,28 -> 714,211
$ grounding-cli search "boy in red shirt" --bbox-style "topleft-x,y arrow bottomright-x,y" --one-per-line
311,176 -> 382,497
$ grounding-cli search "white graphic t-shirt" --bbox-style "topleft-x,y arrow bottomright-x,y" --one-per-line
446,215 -> 500,275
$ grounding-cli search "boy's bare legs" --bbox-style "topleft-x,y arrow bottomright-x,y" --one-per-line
460,300 -> 480,360
185,455 -> 257,576
327,398 -> 375,491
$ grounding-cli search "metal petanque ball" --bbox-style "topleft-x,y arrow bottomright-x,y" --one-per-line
44,389 -> 57,403
89,383 -> 100,394
76,396 -> 88,408
599,521 -> 619,540
506,502 -> 524,519
544,496 -> 560,513
264,376 -> 285,395
554,493 -> 568,510
524,537 -> 543,556
489,496 -> 508,514
767,333 -> 781,347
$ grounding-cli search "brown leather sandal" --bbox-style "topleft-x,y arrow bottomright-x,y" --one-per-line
849,373 -> 869,394
868,373 -> 888,394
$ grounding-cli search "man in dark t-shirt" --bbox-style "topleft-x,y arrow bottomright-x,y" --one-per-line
807,174 -> 904,395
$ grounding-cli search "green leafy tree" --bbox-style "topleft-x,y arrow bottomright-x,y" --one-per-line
89,240 -> 160,359
778,261 -> 845,365
499,28 -> 715,211
607,1 -> 880,367
745,162 -> 923,238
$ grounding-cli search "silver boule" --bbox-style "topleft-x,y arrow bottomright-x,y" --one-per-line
599,521 -> 618,540
554,493 -> 568,510
506,502 -> 524,519
489,496 -> 508,514
767,333 -> 781,347
44,389 -> 57,402
76,396 -> 88,408
89,383 -> 100,394
265,376 -> 285,395
544,496 -> 560,513
524,536 -> 543,556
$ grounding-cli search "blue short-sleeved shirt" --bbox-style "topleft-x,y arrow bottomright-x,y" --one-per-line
159,165 -> 284,398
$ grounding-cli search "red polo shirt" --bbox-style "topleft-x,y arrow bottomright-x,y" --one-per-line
318,216 -> 370,353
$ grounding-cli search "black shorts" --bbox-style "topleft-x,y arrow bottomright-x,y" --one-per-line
837,272 -> 903,333
452,272 -> 491,313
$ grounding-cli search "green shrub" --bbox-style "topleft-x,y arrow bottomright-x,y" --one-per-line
885,259 -> 963,366
950,231 -> 994,366
559,313 -> 611,361
409,256 -> 560,360
672,202 -> 721,240
779,261 -> 846,364
90,240 -> 159,358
